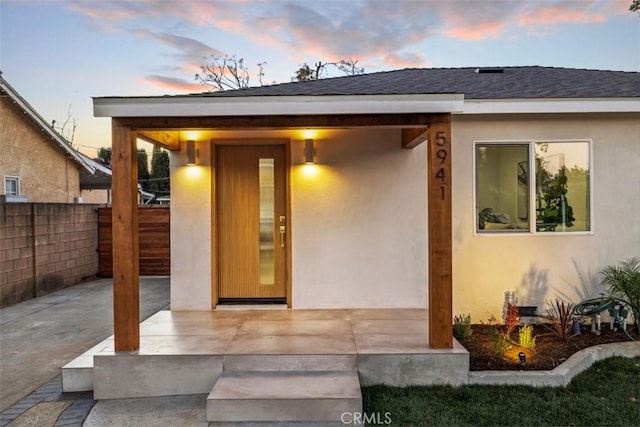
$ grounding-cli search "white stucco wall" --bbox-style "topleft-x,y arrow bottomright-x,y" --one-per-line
168,113 -> 639,316
452,113 -> 640,322
170,141 -> 212,309
168,129 -> 428,309
291,129 -> 427,308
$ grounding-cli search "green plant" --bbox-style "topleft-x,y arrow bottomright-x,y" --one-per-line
518,324 -> 536,349
490,327 -> 512,358
543,298 -> 575,341
601,257 -> 640,335
453,314 -> 472,339
535,158 -> 575,232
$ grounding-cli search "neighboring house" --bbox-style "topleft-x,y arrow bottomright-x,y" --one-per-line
93,66 -> 639,351
0,73 -> 97,202
78,153 -> 112,204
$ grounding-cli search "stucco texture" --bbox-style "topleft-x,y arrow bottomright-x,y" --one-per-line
0,97 -> 80,203
452,113 -> 640,321
168,114 -> 640,318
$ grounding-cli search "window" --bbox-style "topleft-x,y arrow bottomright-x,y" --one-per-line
4,176 -> 19,196
475,141 -> 591,233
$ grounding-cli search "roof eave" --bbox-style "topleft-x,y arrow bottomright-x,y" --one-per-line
460,98 -> 640,114
0,77 -> 95,174
93,94 -> 465,118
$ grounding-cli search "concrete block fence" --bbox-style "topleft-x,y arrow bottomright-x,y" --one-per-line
0,203 -> 102,307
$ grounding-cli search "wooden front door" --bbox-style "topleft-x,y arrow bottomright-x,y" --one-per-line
217,145 -> 287,301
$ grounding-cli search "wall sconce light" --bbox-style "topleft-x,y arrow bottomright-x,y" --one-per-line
186,140 -> 197,165
304,138 -> 314,164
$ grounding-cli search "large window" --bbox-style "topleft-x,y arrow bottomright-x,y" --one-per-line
3,176 -> 19,196
475,141 -> 590,233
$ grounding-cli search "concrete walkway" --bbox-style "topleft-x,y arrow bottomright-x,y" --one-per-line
0,277 -> 170,425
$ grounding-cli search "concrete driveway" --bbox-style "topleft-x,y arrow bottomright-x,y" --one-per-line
0,277 -> 170,412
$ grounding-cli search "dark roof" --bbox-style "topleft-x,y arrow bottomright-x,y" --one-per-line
195,66 -> 640,99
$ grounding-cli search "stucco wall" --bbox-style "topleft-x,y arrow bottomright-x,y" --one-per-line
452,113 -> 640,322
169,129 -> 428,309
168,114 -> 639,316
0,97 -> 80,203
290,129 -> 427,308
170,142 -> 212,310
81,189 -> 111,204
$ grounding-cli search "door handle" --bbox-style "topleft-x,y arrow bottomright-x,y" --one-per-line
279,225 -> 285,248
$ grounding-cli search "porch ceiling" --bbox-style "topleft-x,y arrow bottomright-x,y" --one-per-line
133,113 -> 448,151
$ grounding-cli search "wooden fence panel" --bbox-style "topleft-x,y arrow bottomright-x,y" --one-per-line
99,207 -> 170,277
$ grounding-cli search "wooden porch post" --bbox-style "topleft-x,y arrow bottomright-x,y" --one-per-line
427,114 -> 453,349
111,119 -> 140,351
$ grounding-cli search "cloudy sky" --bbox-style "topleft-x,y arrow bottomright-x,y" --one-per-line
1,0 -> 638,154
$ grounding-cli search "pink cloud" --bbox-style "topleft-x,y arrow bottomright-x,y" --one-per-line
444,21 -> 507,41
517,5 -> 606,27
142,75 -> 205,94
382,52 -> 429,68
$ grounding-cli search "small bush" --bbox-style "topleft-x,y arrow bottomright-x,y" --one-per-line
490,327 -> 512,358
601,257 -> 640,336
518,324 -> 536,349
453,314 -> 473,339
504,303 -> 521,334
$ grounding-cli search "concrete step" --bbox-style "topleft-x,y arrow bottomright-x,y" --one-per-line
207,371 -> 362,424
223,354 -> 357,372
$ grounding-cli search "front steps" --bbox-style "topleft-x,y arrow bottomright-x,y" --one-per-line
207,370 -> 362,424
61,310 -> 470,423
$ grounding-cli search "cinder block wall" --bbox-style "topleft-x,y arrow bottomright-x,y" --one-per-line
0,203 -> 100,307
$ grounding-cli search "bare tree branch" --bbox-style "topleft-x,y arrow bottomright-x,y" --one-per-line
196,54 -> 264,92
51,104 -> 77,143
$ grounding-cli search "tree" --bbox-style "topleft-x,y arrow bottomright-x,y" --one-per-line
148,146 -> 170,197
195,54 -> 364,91
137,149 -> 150,191
97,147 -> 112,167
292,58 -> 364,82
631,0 -> 639,13
195,54 -> 266,92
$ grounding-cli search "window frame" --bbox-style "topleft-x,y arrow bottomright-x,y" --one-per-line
3,176 -> 20,197
473,139 -> 593,236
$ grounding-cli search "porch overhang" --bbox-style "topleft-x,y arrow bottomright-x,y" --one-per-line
94,93 -> 464,118
101,98 -> 455,351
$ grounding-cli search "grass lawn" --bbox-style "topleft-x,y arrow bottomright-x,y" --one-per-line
362,356 -> 640,426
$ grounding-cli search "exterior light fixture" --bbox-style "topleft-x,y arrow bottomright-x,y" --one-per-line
304,138 -> 314,164
518,352 -> 526,366
186,140 -> 197,165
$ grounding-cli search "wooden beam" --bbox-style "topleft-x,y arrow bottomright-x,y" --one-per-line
137,130 -> 180,151
111,119 -> 140,351
427,114 -> 453,349
401,128 -> 428,149
115,113 -> 440,130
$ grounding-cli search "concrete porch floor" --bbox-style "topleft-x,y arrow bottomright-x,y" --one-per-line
63,308 -> 468,423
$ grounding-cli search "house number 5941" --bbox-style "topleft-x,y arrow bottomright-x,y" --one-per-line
434,131 -> 448,201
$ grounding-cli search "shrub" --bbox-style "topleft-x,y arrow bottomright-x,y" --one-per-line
601,257 -> 640,335
453,314 -> 473,339
490,327 -> 512,358
518,324 -> 536,350
543,298 -> 575,341
504,303 -> 521,334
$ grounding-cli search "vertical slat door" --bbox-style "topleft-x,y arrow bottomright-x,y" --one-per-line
217,145 -> 286,299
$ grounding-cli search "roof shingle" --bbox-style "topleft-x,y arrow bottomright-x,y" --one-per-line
195,66 -> 640,99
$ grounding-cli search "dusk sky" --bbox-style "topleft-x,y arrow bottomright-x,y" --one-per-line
1,0 -> 638,156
